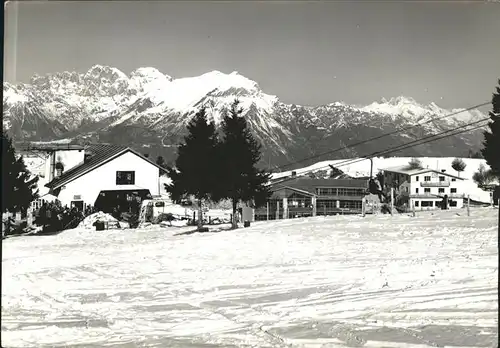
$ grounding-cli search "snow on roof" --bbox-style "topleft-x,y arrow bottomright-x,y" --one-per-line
381,165 -> 465,180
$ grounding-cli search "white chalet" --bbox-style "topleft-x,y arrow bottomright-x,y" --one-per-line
381,165 -> 466,210
45,145 -> 165,213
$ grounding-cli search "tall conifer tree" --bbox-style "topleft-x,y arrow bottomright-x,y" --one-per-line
165,107 -> 220,229
218,99 -> 271,229
1,134 -> 39,214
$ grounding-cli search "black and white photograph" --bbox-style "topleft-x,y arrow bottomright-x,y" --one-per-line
2,0 -> 499,347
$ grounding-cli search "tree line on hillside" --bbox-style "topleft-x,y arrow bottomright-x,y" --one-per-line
165,99 -> 271,230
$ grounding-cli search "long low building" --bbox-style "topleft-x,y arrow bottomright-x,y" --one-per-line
255,177 -> 368,220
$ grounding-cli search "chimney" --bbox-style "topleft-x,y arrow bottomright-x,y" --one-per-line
84,149 -> 92,162
143,153 -> 149,158
441,169 -> 446,173
45,152 -> 56,182
55,162 -> 64,178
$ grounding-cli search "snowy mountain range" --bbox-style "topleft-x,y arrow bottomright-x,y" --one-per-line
3,65 -> 487,168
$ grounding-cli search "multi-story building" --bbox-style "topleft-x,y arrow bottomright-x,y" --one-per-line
254,177 -> 368,220
381,165 -> 466,209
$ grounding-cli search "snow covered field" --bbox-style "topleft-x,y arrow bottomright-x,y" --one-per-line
2,208 -> 498,348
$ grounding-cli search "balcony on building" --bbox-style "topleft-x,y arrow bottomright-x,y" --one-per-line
420,180 -> 451,187
410,193 -> 464,199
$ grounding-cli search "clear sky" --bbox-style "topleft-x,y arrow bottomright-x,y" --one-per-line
4,1 -> 500,109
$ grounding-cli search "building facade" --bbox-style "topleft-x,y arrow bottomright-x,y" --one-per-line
255,178 -> 368,220
381,166 -> 466,210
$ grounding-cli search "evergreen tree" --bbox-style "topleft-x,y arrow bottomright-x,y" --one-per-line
1,134 -> 39,214
451,158 -> 467,177
472,163 -> 494,188
218,99 -> 271,229
407,157 -> 423,170
481,79 -> 500,177
164,107 -> 220,229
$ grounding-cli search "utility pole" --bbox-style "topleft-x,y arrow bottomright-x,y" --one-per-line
390,188 -> 394,215
467,195 -> 470,217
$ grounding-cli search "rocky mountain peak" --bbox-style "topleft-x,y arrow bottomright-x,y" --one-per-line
2,66 -> 486,167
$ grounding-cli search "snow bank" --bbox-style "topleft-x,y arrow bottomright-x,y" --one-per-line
77,212 -> 127,229
160,220 -> 189,228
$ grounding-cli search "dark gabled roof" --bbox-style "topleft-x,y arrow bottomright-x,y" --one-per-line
45,144 -> 166,189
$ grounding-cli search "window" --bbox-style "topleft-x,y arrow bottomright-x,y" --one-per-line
439,176 -> 445,182
116,171 -> 135,185
316,187 -> 365,197
339,200 -> 362,209
424,188 -> 431,193
421,201 -> 434,207
451,188 -> 457,193
450,200 -> 457,207
71,201 -> 84,211
415,176 -> 419,182
317,200 -> 337,209
316,188 -> 337,196
415,188 -> 419,194
438,188 -> 445,193
415,201 -> 419,207
424,176 -> 431,181
338,188 -> 365,196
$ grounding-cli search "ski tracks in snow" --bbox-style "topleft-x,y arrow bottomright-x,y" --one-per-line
1,208 -> 498,347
